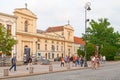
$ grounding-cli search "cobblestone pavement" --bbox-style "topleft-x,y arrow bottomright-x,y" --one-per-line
0,61 -> 120,80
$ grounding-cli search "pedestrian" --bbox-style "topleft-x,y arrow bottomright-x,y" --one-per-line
75,56 -> 79,66
102,56 -> 106,63
64,55 -> 68,63
80,56 -> 84,67
9,55 -> 16,71
91,56 -> 96,69
96,56 -> 100,68
67,56 -> 70,63
60,57 -> 64,67
26,57 -> 32,70
73,55 -> 77,66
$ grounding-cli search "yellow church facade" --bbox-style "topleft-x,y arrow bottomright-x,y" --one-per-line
13,8 -> 74,62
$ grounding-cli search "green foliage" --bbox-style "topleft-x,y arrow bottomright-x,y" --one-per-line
85,43 -> 95,60
82,18 -> 120,60
87,18 -> 120,47
116,48 -> 120,56
77,49 -> 84,57
100,45 -> 117,61
0,25 -> 17,55
114,56 -> 120,61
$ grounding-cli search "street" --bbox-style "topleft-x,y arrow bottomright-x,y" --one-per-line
3,61 -> 120,80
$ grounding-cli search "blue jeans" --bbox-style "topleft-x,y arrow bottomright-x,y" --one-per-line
9,64 -> 16,71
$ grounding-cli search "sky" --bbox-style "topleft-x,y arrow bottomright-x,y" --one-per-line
0,0 -> 120,37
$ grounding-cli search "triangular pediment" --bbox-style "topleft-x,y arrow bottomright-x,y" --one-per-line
64,24 -> 74,31
14,8 -> 37,19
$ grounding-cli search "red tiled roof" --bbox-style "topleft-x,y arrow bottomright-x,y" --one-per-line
46,26 -> 64,32
74,36 -> 85,45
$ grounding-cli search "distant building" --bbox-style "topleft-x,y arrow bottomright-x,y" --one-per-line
74,36 -> 85,55
0,12 -> 17,57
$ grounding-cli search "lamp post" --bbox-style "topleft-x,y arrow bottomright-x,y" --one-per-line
84,2 -> 91,67
96,45 -> 99,56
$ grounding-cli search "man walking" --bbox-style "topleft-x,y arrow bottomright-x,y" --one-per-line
9,55 -> 16,71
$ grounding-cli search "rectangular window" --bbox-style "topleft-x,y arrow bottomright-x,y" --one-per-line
51,45 -> 55,51
7,24 -> 11,35
57,45 -> 58,51
24,21 -> 28,32
52,53 -> 54,58
48,53 -> 50,59
38,44 -> 40,49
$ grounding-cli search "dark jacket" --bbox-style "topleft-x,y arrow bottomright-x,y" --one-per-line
11,57 -> 16,65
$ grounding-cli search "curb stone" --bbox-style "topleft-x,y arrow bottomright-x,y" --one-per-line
0,67 -> 88,79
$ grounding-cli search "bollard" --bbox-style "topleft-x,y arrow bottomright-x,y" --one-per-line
67,63 -> 70,70
3,69 -> 9,76
29,67 -> 34,74
49,65 -> 53,72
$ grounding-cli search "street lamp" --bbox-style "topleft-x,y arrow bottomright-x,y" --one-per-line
84,2 -> 91,67
96,45 -> 99,56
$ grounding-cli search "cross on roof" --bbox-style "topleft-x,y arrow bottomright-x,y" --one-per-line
25,3 -> 27,9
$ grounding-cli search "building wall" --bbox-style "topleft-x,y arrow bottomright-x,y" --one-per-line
36,36 -> 65,59
74,44 -> 80,54
64,25 -> 74,57
12,8 -> 74,61
14,8 -> 37,61
0,13 -> 17,57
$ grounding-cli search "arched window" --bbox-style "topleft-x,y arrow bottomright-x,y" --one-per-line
24,20 -> 28,32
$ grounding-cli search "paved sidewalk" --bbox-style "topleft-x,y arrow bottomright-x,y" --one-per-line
0,62 -> 88,79
0,61 -> 119,79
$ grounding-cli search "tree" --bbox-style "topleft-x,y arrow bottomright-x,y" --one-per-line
87,18 -> 119,47
85,43 -> 95,60
77,49 -> 84,57
0,24 -> 17,55
82,18 -> 120,60
100,45 -> 117,61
